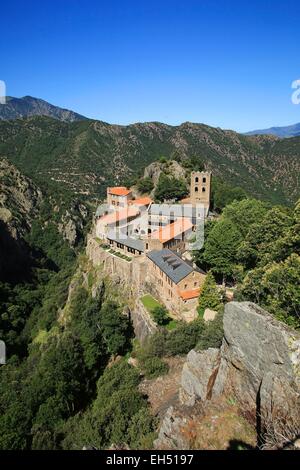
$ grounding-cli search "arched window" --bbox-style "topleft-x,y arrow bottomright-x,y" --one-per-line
202,187 -> 206,192
202,177 -> 206,183
195,177 -> 199,183
195,186 -> 199,192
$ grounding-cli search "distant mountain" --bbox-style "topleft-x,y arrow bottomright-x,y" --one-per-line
0,96 -> 88,122
0,116 -> 299,206
246,122 -> 300,138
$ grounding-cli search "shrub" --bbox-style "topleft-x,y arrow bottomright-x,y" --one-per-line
198,272 -> 223,317
137,177 -> 154,194
152,306 -> 169,325
196,313 -> 224,350
165,320 -> 205,356
141,357 -> 169,379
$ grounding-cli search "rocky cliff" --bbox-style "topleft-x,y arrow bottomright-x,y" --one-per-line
155,302 -> 300,450
0,158 -> 42,280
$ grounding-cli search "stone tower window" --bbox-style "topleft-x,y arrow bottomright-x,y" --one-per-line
202,177 -> 206,183
202,187 -> 206,192
195,187 -> 199,192
195,176 -> 199,183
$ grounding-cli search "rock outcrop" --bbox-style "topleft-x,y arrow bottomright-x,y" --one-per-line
156,302 -> 300,449
179,348 -> 220,406
212,302 -> 300,428
130,299 -> 158,344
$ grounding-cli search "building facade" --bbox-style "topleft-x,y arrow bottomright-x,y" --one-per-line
189,171 -> 211,212
146,249 -> 206,318
107,187 -> 133,207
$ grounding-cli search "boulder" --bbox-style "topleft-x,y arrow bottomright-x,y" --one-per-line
180,348 -> 220,406
203,308 -> 218,322
212,302 -> 300,427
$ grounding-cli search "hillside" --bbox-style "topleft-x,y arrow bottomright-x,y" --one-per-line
246,122 -> 300,138
0,96 -> 88,122
0,117 -> 299,206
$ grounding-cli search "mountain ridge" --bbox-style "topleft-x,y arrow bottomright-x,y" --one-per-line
0,115 -> 299,206
246,122 -> 300,138
0,95 -> 88,122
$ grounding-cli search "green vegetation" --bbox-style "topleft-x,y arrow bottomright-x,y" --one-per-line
140,294 -> 177,329
141,294 -> 161,311
154,173 -> 188,202
137,315 -> 223,363
62,360 -> 158,449
211,177 -> 248,212
136,177 -> 154,194
181,155 -> 205,172
0,116 -> 299,206
195,198 -> 300,328
152,306 -> 169,326
109,248 -> 132,262
0,201 -> 155,450
198,272 -> 224,317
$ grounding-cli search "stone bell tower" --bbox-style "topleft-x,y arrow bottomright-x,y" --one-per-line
190,171 -> 211,214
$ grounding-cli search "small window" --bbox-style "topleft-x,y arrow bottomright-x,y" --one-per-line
195,177 -> 199,183
194,282 -> 197,287
184,284 -> 187,289
146,243 -> 149,250
203,177 -> 206,183
202,187 -> 206,192
195,187 -> 199,192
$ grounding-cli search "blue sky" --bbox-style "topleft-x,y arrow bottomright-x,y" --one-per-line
1,0 -> 300,131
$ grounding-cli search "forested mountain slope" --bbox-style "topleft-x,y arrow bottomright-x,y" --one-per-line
0,117 -> 299,205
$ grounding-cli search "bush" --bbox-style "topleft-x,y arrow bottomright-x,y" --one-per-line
154,173 -> 188,202
198,272 -> 223,317
164,320 -> 205,356
137,177 -> 154,194
152,306 -> 169,325
141,357 -> 169,379
196,313 -> 224,350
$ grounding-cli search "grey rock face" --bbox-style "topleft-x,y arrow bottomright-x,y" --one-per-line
154,406 -> 191,450
156,302 -> 300,449
180,348 -> 220,406
212,302 -> 300,428
130,299 -> 158,344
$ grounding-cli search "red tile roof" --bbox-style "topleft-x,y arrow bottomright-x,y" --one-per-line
129,197 -> 153,206
108,187 -> 131,196
151,218 -> 193,243
179,288 -> 201,300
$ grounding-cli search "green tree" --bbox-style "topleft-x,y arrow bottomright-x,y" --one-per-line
198,272 -> 223,316
238,206 -> 293,268
137,177 -> 154,194
211,178 -> 247,212
203,219 -> 243,282
154,173 -> 188,202
152,306 -> 169,325
99,301 -> 133,356
222,198 -> 268,237
239,254 -> 300,328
